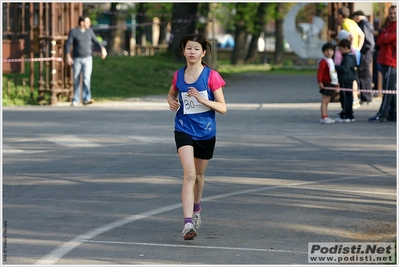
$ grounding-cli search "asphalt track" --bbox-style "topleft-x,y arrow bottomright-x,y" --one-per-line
3,73 -> 397,265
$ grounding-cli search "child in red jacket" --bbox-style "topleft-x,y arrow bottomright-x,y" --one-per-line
317,42 -> 338,124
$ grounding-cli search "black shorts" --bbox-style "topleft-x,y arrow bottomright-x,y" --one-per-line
319,84 -> 336,96
174,131 -> 216,160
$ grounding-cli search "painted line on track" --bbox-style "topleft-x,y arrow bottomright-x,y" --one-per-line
34,173 -> 395,265
285,185 -> 396,196
81,239 -> 308,254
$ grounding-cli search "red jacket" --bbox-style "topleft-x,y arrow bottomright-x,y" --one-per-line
317,59 -> 331,84
377,21 -> 397,67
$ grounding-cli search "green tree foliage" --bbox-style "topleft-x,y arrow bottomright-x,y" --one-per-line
231,3 -> 259,64
129,3 -> 173,45
232,3 -> 261,34
81,3 -> 337,65
197,3 -> 210,37
246,3 -> 269,63
148,3 -> 173,45
83,3 -> 106,25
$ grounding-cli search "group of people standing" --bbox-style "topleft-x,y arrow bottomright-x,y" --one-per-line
317,5 -> 397,124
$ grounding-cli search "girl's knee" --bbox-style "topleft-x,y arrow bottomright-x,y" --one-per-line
195,173 -> 204,184
183,170 -> 196,183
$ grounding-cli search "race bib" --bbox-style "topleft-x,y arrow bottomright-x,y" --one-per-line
181,90 -> 210,114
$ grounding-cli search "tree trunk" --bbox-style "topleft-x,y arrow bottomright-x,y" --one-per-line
136,3 -> 147,45
246,3 -> 268,63
197,3 -> 210,37
274,3 -> 284,65
231,3 -> 249,65
169,3 -> 198,62
108,3 -> 125,54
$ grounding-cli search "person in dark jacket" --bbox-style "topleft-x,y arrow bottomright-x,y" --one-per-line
351,10 -> 375,104
369,5 -> 397,122
335,39 -> 357,122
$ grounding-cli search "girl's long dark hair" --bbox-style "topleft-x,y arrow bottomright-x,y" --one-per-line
179,33 -> 212,67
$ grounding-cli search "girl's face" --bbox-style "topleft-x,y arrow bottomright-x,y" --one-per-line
323,48 -> 334,59
184,41 -> 206,63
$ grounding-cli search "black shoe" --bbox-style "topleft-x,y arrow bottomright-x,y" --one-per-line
369,116 -> 387,122
387,116 -> 397,122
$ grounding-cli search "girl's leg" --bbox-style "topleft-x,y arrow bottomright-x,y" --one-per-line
321,94 -> 330,118
192,157 -> 209,231
193,158 -> 210,204
177,145 -> 196,219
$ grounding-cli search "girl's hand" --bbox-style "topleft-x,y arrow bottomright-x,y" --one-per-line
169,98 -> 180,111
187,87 -> 202,102
167,85 -> 180,111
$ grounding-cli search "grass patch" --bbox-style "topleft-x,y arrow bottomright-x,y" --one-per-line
217,64 -> 272,76
91,52 -> 182,101
2,76 -> 40,106
217,63 -> 315,77
2,52 -> 316,106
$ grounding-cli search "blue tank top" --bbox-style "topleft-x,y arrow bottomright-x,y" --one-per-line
174,66 -> 216,140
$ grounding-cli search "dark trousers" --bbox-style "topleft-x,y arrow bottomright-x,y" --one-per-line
377,65 -> 396,118
358,51 -> 373,102
372,50 -> 379,90
339,82 -> 354,119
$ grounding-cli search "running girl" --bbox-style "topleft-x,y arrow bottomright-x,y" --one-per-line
167,33 -> 227,240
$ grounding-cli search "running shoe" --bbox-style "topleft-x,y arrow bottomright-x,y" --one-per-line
182,222 -> 197,240
335,117 -> 350,123
352,99 -> 360,109
193,211 -> 201,230
320,117 -> 335,124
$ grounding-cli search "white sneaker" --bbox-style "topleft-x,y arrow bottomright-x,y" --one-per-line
193,211 -> 201,230
71,101 -> 79,107
335,117 -> 350,123
320,117 -> 335,124
353,100 -> 360,109
182,222 -> 197,240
